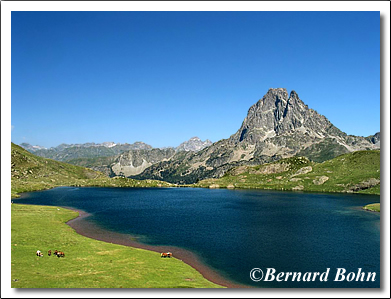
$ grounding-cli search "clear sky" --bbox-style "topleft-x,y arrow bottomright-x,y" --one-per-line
11,11 -> 380,148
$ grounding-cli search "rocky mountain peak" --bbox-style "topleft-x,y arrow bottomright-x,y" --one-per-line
231,88 -> 336,144
176,137 -> 213,152
267,87 -> 289,97
289,90 -> 299,99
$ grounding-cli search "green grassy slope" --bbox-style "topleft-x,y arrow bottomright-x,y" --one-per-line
66,156 -> 115,168
363,203 -> 380,212
296,137 -> 350,162
11,143 -> 173,198
11,204 -> 222,288
66,156 -> 115,171
195,150 -> 380,195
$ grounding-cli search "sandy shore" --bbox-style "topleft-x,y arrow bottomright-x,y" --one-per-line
64,206 -> 250,288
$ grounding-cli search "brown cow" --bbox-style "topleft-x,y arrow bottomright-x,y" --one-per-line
48,250 -> 52,256
160,252 -> 172,258
57,251 -> 65,258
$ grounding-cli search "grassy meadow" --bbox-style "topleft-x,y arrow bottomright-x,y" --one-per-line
11,204 -> 222,288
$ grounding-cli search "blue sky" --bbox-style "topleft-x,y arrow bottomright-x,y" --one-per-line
11,11 -> 380,148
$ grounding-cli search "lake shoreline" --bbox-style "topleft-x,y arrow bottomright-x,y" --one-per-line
64,205 -> 250,289
12,187 -> 380,288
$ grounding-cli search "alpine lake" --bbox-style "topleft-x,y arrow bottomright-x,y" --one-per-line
14,187 -> 380,288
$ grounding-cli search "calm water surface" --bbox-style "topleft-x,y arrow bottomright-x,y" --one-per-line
15,187 -> 380,288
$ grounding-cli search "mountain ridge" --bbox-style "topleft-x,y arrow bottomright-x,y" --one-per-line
19,137 -> 213,163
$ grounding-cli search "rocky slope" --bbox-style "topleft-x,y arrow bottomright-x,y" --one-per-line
68,137 -> 212,178
134,88 -> 380,184
109,148 -> 176,177
366,132 -> 380,147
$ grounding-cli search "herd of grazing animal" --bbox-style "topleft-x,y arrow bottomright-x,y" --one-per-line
37,249 -> 171,259
36,249 -> 65,258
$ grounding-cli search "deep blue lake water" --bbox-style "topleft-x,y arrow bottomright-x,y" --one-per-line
14,187 -> 380,288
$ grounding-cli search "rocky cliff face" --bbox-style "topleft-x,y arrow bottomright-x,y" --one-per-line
66,148 -> 177,177
366,132 -> 380,147
110,148 -> 176,177
134,88 -> 380,183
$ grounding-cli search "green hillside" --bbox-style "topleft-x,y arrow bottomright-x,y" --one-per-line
195,150 -> 380,195
11,143 -> 173,198
66,156 -> 115,169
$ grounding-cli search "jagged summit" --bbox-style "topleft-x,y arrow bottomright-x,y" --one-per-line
231,88 -> 340,145
176,137 -> 212,152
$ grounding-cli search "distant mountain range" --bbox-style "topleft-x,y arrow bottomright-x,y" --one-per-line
19,137 -> 213,177
20,141 -> 152,155
19,88 -> 380,184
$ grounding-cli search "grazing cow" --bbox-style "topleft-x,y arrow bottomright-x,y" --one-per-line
54,250 -> 58,256
160,252 -> 172,258
48,250 -> 52,256
57,251 -> 65,258
36,250 -> 43,257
